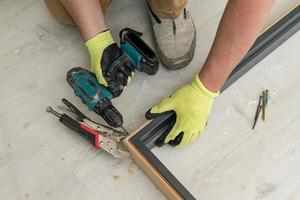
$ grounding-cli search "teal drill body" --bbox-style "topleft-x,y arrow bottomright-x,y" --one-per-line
121,42 -> 141,69
70,68 -> 113,110
120,28 -> 159,75
67,67 -> 123,128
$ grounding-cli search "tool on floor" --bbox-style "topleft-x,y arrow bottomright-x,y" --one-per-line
252,89 -> 269,130
66,67 -> 125,130
46,99 -> 130,158
265,89 -> 269,105
262,89 -> 269,121
262,91 -> 266,121
252,95 -> 263,130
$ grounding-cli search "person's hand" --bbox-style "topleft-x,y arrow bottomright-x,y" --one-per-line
85,30 -> 135,97
146,75 -> 219,147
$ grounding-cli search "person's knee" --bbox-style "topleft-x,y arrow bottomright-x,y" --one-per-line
100,0 -> 112,14
44,0 -> 75,25
44,0 -> 112,25
148,0 -> 187,19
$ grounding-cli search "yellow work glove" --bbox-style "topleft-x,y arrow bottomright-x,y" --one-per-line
85,30 -> 135,97
85,30 -> 114,86
146,75 -> 219,147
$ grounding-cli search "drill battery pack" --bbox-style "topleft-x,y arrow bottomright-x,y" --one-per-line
120,28 -> 159,75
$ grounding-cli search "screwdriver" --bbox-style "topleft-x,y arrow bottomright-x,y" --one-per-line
252,95 -> 262,130
262,89 -> 269,121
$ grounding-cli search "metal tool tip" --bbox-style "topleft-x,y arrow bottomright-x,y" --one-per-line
120,126 -> 129,135
46,106 -> 52,113
46,106 -> 61,117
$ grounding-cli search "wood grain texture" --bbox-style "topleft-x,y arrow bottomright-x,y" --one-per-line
124,138 -> 183,200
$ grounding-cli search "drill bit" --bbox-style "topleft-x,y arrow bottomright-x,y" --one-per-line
120,125 -> 129,135
252,96 -> 262,130
262,91 -> 266,121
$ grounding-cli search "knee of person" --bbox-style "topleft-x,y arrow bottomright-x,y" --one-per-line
148,0 -> 188,19
44,0 -> 112,25
44,0 -> 75,25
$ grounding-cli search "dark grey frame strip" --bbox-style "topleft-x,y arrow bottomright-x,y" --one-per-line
130,5 -> 300,200
223,4 -> 300,90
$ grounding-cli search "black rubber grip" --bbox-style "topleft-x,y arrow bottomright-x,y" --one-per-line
94,98 -> 123,128
59,114 -> 96,146
121,30 -> 159,75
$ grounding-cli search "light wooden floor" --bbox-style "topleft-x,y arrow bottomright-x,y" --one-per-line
0,0 -> 299,199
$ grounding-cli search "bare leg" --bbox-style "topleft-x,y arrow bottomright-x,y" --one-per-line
59,0 -> 107,41
199,0 -> 275,92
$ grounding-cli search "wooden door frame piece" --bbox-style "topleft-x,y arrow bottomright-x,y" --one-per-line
124,4 -> 300,200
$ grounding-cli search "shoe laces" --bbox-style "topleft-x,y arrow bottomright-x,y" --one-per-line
149,4 -> 189,36
173,8 -> 189,35
148,3 -> 161,24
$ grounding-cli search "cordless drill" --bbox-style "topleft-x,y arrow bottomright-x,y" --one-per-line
67,28 -> 159,128
67,67 -> 123,128
100,28 -> 159,97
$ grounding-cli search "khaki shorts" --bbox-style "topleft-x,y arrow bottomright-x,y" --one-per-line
44,0 -> 187,25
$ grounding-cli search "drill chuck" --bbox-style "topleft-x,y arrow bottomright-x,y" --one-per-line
94,98 -> 123,128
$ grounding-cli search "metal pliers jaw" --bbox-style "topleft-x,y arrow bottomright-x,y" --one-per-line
46,98 -> 130,159
78,118 -> 130,159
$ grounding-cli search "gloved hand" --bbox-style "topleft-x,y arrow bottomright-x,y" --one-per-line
146,75 -> 219,147
85,30 -> 135,97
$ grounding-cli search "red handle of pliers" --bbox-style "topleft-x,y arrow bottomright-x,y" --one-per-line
59,114 -> 100,149
80,124 -> 100,149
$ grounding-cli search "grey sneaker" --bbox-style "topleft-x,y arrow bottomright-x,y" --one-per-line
148,6 -> 196,69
